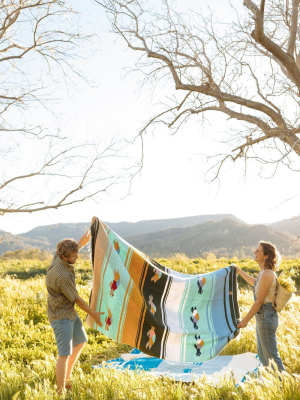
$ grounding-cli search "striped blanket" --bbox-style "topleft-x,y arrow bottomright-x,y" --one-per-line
86,219 -> 240,363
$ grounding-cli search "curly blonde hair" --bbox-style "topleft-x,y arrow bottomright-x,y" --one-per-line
56,239 -> 79,259
259,241 -> 282,271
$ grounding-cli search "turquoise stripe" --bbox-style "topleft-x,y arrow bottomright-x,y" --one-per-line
95,243 -> 112,327
207,272 -> 217,359
181,273 -> 216,362
180,280 -> 190,361
105,249 -> 131,341
94,239 -> 131,341
107,230 -> 130,265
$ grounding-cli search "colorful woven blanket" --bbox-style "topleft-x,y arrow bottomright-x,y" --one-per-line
86,219 -> 240,362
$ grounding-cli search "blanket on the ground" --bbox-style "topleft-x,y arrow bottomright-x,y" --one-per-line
86,218 -> 240,362
94,349 -> 260,384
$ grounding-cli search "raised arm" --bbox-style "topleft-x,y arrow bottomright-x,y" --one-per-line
233,265 -> 256,286
78,216 -> 97,250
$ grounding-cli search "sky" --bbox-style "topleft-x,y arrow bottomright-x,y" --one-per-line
1,0 -> 300,235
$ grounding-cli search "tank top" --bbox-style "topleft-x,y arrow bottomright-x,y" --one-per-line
254,270 -> 277,303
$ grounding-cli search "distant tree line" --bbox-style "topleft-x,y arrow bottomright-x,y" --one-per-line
0,248 -> 91,261
1,246 -> 299,261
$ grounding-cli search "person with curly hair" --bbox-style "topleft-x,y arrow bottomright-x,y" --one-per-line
46,216 -> 104,395
234,241 -> 285,372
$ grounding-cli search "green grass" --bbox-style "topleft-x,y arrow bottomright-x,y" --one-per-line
0,257 -> 299,399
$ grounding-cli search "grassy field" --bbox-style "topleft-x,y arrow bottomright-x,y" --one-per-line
0,256 -> 299,399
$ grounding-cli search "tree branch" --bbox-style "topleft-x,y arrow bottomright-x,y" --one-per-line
287,0 -> 299,56
244,0 -> 300,88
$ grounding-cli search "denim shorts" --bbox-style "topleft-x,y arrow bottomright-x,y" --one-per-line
50,314 -> 88,356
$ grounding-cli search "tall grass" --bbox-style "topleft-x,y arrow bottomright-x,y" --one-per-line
0,258 -> 299,399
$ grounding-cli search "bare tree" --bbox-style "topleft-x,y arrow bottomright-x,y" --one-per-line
0,0 -> 90,137
0,139 -> 133,215
0,0 -> 136,216
96,0 -> 300,179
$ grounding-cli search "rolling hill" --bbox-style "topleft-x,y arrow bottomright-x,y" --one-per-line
18,213 -> 245,246
0,229 -> 50,256
0,214 -> 245,255
0,214 -> 299,258
104,214 -> 246,237
269,217 -> 300,237
124,219 -> 300,258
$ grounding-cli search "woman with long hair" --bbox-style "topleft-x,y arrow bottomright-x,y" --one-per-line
234,241 -> 285,372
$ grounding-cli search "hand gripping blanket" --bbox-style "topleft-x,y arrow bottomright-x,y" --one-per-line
86,219 -> 240,363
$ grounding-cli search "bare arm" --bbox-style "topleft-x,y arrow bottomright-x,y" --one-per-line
233,265 -> 256,286
78,216 -> 97,250
238,270 -> 274,329
75,295 -> 104,327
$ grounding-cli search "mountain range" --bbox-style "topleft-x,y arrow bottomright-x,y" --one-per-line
1,214 -> 300,258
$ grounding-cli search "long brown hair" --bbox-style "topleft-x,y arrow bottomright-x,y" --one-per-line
259,241 -> 281,271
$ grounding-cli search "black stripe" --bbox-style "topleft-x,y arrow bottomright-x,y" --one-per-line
228,267 -> 236,327
88,219 -> 99,308
88,289 -> 93,309
232,266 -> 240,324
160,276 -> 169,359
138,260 -> 168,358
223,269 -> 233,334
90,218 -> 99,268
139,260 -> 148,292
148,256 -> 165,270
164,279 -> 172,357
134,261 -> 148,346
231,265 -> 240,338
230,266 -> 239,327
135,301 -> 146,346
161,272 -> 172,358
227,265 -> 240,340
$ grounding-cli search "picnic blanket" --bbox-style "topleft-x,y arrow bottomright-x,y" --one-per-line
86,218 -> 240,363
94,349 -> 261,384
